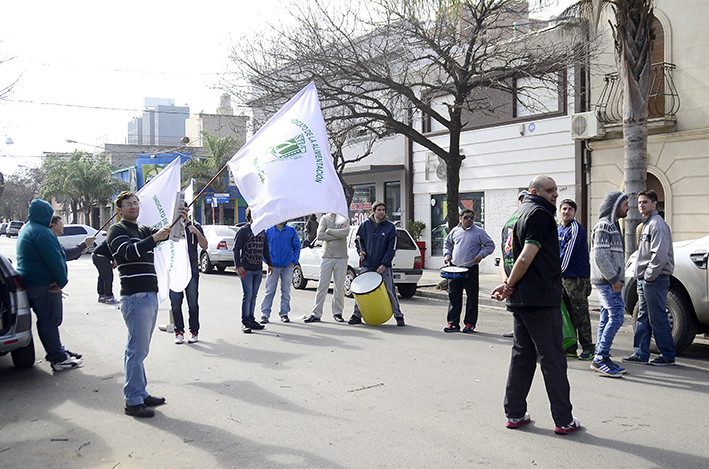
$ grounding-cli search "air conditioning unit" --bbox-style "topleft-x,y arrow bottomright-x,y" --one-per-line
570,112 -> 605,140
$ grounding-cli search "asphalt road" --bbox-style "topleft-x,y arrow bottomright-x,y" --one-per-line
1,236 -> 709,468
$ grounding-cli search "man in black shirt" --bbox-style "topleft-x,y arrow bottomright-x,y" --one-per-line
492,175 -> 580,435
107,191 -> 187,418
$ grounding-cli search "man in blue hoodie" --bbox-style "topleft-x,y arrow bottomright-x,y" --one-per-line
16,199 -> 82,371
260,222 -> 300,324
348,201 -> 405,327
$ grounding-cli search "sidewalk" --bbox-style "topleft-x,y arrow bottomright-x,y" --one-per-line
416,268 -> 601,313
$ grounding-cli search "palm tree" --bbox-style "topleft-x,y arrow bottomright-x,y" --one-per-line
583,0 -> 655,257
181,131 -> 241,224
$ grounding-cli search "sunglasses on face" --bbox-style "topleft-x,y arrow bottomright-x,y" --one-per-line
462,216 -> 474,220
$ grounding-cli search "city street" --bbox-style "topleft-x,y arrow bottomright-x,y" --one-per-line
1,236 -> 709,468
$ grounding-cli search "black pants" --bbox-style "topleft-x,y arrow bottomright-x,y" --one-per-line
504,306 -> 573,427
446,265 -> 479,328
92,254 -> 114,298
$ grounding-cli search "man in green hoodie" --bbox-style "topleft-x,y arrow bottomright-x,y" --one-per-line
16,199 -> 83,371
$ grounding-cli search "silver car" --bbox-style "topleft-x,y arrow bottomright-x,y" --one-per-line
623,234 -> 709,354
0,253 -> 34,368
198,224 -> 238,273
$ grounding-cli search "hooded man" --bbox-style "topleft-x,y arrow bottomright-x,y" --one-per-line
348,201 -> 405,326
590,190 -> 630,378
16,199 -> 82,371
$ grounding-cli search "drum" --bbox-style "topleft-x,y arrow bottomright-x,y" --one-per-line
440,266 -> 469,279
350,271 -> 393,325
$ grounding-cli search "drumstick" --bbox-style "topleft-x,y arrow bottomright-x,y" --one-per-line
455,258 -> 478,268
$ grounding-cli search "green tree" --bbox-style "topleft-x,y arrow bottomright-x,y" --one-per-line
181,131 -> 241,224
40,150 -> 127,226
0,166 -> 44,221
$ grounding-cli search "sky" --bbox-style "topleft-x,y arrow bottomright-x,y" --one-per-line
0,0 -> 574,177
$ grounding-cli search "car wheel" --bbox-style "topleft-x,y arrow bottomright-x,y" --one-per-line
397,283 -> 417,298
11,335 -> 35,368
632,287 -> 699,355
200,252 -> 213,274
344,268 -> 356,298
292,264 -> 307,289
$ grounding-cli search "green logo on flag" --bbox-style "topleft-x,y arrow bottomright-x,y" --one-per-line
254,134 -> 307,183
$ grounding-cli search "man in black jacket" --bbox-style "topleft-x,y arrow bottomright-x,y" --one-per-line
107,191 -> 187,418
492,175 -> 580,435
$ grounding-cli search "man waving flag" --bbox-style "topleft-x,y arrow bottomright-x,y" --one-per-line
227,82 -> 348,235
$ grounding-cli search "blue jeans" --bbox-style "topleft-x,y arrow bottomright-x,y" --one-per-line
27,285 -> 65,363
635,276 -> 676,362
260,265 -> 293,318
121,292 -> 158,406
595,284 -> 625,357
170,269 -> 200,334
240,270 -> 262,325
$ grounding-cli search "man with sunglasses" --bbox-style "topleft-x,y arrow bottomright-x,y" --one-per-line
443,209 -> 494,333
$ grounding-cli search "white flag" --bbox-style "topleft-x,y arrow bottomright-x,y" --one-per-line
185,179 -> 194,219
227,82 -> 348,235
136,158 -> 192,303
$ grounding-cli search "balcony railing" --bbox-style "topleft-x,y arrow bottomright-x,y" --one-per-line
595,62 -> 680,125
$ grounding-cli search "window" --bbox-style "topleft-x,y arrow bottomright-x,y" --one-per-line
385,181 -> 401,226
514,74 -> 562,117
430,192 -> 485,256
349,184 -> 376,226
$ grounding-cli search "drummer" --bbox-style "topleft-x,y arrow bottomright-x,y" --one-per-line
443,208 -> 495,333
347,201 -> 405,327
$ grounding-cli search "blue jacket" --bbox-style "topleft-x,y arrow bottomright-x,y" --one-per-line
16,199 -> 68,288
558,220 -> 590,278
265,224 -> 301,267
355,215 -> 397,269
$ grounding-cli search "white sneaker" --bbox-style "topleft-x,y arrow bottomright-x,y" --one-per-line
188,333 -> 198,343
52,356 -> 82,371
174,332 -> 184,344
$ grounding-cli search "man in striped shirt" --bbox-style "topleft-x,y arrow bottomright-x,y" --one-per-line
557,199 -> 593,360
107,191 -> 187,418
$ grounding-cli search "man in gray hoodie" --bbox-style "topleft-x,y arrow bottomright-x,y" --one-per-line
590,191 -> 629,378
624,190 -> 676,366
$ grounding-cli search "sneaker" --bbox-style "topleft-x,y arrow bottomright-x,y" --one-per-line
304,315 -> 321,323
104,297 -> 120,305
650,356 -> 676,366
607,358 -> 627,374
566,351 -> 578,358
174,332 -> 184,344
462,324 -> 475,333
280,316 -> 290,323
188,333 -> 198,344
333,314 -> 345,322
260,317 -> 269,324
242,324 -> 252,334
622,354 -> 648,364
125,404 -> 154,418
443,323 -> 460,333
578,350 -> 594,361
143,395 -> 166,407
591,356 -> 622,378
554,417 -> 581,435
51,356 -> 82,371
249,321 -> 265,330
65,349 -> 82,360
503,331 -> 514,338
505,413 -> 531,429
396,317 -> 405,327
348,315 -> 362,325
98,296 -> 107,303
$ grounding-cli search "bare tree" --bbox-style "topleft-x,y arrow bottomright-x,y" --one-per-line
0,167 -> 43,221
225,0 -> 588,229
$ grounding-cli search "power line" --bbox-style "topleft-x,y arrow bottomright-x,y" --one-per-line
5,98 -> 193,115
16,58 -> 224,76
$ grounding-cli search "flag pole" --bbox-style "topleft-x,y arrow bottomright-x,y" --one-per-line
169,163 -> 230,228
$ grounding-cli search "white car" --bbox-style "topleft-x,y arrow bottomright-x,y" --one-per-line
293,226 -> 423,298
57,224 -> 107,253
198,224 -> 238,273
